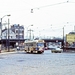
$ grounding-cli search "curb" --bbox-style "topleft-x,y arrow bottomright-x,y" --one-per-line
0,51 -> 17,55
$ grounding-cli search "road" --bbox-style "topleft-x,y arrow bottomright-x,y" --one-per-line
0,50 -> 75,75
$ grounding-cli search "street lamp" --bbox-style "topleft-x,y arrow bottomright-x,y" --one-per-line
0,14 -> 11,52
27,24 -> 33,40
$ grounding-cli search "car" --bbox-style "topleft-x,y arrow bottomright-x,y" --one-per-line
44,47 -> 48,50
51,48 -> 63,53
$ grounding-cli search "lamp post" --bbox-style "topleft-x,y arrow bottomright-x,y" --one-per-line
0,14 -> 10,52
27,25 -> 33,40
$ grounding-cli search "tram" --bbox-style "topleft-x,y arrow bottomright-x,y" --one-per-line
24,40 -> 45,54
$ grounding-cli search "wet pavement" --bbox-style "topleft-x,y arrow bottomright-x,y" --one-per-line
0,50 -> 75,75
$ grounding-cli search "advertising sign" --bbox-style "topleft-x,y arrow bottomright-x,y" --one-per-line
66,34 -> 75,43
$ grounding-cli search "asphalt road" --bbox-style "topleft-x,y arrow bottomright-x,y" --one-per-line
0,50 -> 75,75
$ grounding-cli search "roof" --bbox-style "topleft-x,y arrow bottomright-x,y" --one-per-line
69,31 -> 75,34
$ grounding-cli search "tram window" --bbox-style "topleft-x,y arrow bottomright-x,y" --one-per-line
37,43 -> 44,47
29,43 -> 33,46
25,43 -> 33,46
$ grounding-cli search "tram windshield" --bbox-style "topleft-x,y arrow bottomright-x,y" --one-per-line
37,43 -> 44,47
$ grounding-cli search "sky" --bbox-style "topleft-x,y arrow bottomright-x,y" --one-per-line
0,0 -> 75,38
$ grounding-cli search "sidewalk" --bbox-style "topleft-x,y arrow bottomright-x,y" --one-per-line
0,49 -> 17,55
0,49 -> 25,55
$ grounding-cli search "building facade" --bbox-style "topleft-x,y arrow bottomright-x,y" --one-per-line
2,28 -> 16,39
11,24 -> 24,39
66,31 -> 75,48
0,24 -> 25,49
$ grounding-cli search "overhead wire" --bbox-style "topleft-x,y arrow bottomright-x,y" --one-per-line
31,0 -> 69,13
31,0 -> 75,13
0,0 -> 74,13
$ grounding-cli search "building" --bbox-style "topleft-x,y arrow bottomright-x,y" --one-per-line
66,31 -> 75,44
66,31 -> 75,48
0,24 -> 25,49
11,24 -> 24,39
2,28 -> 16,39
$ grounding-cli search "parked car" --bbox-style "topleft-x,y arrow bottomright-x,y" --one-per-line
44,47 -> 48,50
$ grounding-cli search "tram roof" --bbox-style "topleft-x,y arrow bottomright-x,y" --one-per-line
25,40 -> 45,43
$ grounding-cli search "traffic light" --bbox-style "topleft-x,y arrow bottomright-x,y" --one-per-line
31,9 -> 33,13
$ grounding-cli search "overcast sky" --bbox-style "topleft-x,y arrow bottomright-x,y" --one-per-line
0,0 -> 75,38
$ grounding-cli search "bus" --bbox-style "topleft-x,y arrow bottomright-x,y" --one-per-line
24,40 -> 45,54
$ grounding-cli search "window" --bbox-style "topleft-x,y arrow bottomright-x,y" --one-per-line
25,43 -> 33,46
16,30 -> 18,33
11,36 -> 12,38
37,43 -> 44,47
16,35 -> 18,38
22,31 -> 24,33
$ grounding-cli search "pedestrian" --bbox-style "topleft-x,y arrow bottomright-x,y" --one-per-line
17,46 -> 20,51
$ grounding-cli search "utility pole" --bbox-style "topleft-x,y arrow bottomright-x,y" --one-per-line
8,18 -> 10,52
18,24 -> 20,48
28,29 -> 33,40
63,27 -> 64,52
27,25 -> 33,40
74,26 -> 75,31
7,15 -> 11,52
5,27 -> 7,50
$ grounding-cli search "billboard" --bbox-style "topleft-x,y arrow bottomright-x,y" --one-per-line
66,34 -> 75,43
